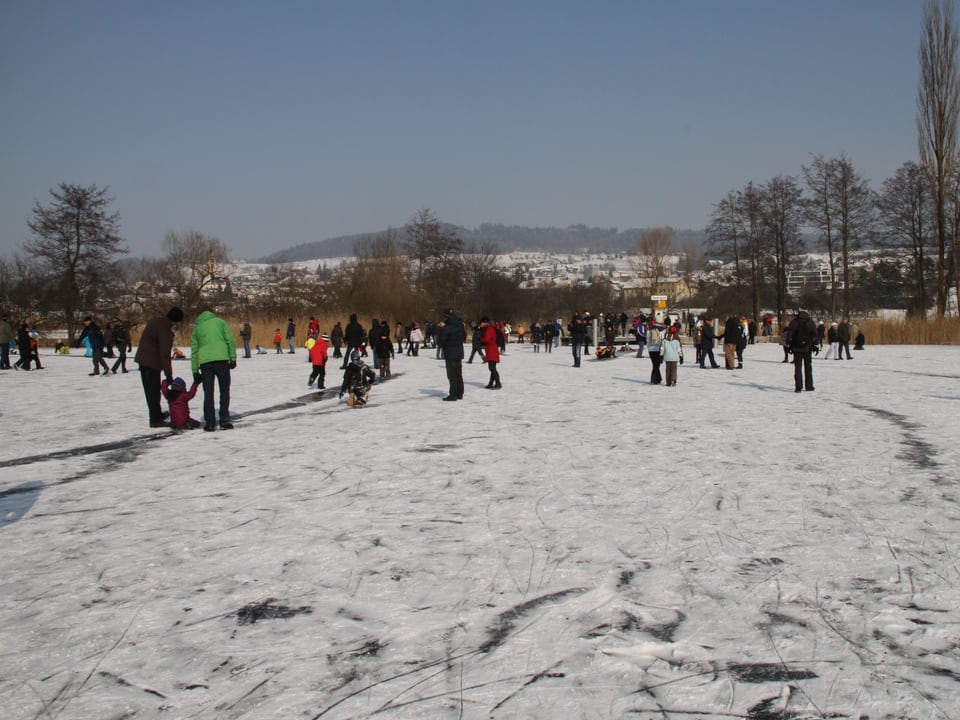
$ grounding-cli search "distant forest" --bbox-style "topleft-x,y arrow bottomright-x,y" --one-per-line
255,224 -> 708,263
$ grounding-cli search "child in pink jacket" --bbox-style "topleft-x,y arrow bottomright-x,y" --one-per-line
161,376 -> 201,430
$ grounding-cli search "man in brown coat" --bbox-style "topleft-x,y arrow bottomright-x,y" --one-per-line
135,306 -> 184,427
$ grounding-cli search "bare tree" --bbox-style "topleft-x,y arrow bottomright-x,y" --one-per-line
948,163 -> 960,311
706,184 -> 765,321
760,175 -> 804,327
802,154 -> 841,316
877,161 -> 934,316
834,156 -> 876,317
918,0 -> 960,316
404,208 -> 463,316
630,226 -> 674,296
25,183 -> 126,340
157,230 -> 231,317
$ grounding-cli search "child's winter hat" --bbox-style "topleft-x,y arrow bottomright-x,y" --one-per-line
171,377 -> 187,391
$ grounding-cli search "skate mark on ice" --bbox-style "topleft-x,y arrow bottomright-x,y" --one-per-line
729,662 -> 817,683
98,670 -> 168,698
235,597 -> 313,625
479,587 -> 586,653
2,432 -> 171,468
0,480 -> 42,527
848,403 -> 946,481
410,443 -> 460,453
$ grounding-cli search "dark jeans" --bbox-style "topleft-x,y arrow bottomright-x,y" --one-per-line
91,348 -> 109,374
700,346 -> 718,368
839,340 -> 852,359
468,346 -> 485,363
649,351 -> 663,384
571,340 -> 582,367
200,361 -> 232,426
793,351 -> 814,391
486,360 -> 501,388
445,359 -> 464,398
111,346 -> 128,373
139,367 -> 164,423
309,364 -> 326,387
1,342 -> 10,369
242,337 -> 251,358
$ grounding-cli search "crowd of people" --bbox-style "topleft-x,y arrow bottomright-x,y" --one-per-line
2,305 -> 867,432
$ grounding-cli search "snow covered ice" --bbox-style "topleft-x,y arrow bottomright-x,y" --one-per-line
1,341 -> 959,719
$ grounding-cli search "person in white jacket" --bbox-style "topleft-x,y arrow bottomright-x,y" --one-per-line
661,326 -> 683,387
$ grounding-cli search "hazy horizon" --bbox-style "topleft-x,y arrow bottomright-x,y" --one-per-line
2,1 -> 923,259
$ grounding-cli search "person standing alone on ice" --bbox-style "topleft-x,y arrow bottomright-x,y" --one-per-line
785,308 -> 817,393
192,309 -> 237,431
438,308 -> 466,401
479,317 -> 502,389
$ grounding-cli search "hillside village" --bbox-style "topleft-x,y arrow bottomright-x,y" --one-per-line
223,249 -> 896,317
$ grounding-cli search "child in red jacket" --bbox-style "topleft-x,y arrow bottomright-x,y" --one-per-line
161,376 -> 201,429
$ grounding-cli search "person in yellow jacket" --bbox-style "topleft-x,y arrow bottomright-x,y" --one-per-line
191,309 -> 237,431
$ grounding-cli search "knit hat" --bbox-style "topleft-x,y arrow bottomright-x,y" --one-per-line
171,377 -> 187,391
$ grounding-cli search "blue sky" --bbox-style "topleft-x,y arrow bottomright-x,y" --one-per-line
1,0 -> 924,259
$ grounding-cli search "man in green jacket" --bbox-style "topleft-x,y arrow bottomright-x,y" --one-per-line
191,309 -> 237,431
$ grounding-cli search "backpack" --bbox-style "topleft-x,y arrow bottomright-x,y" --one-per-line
789,318 -> 815,351
648,327 -> 662,350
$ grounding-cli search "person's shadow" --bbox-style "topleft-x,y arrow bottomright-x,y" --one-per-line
0,481 -> 43,528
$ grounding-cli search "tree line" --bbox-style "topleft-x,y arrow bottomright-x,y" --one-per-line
3,2 -> 960,336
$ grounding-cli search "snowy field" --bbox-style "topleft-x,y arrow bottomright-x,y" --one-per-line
1,340 -> 959,720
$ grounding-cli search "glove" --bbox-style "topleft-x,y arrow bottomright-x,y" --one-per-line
164,375 -> 173,385
228,361 -> 237,369
193,372 -> 202,384
339,391 -> 344,399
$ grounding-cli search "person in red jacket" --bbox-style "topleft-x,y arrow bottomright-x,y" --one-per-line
308,333 -> 329,388
479,317 -> 502,389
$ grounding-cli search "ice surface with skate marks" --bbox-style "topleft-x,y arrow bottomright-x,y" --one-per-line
0,342 -> 958,718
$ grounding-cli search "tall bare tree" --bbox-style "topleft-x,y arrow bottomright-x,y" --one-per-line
706,184 -> 765,321
834,156 -> 876,317
760,175 -> 804,327
630,226 -> 674,296
158,230 -> 231,318
25,183 -> 126,340
801,154 -> 840,316
877,161 -> 934,316
918,0 -> 960,316
403,208 -> 463,315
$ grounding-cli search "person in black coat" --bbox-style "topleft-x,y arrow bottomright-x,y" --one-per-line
437,309 -> 466,401
699,319 -> 720,369
467,322 -> 485,364
341,314 -> 365,369
786,309 -> 817,392
15,324 -> 32,370
722,316 -> 741,369
568,313 -> 587,367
